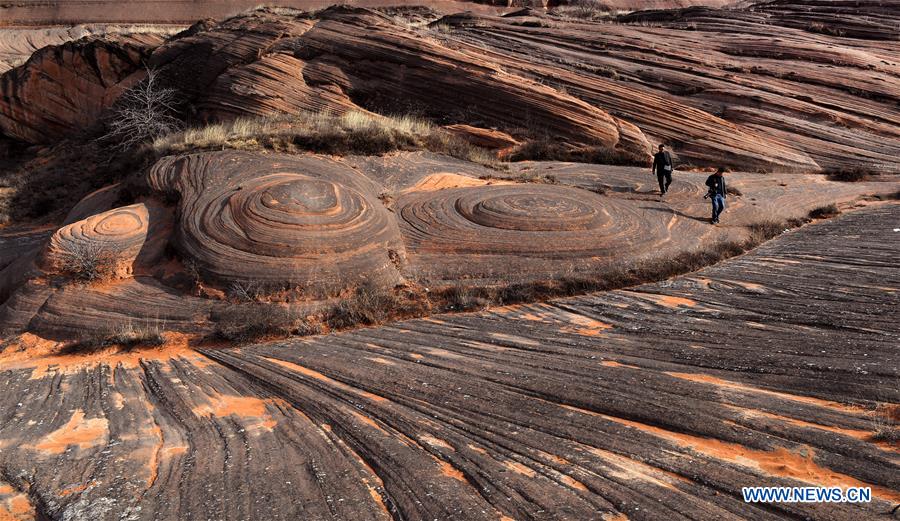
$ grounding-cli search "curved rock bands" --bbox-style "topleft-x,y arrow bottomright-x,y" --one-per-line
0,206 -> 896,520
151,7 -> 652,163
41,201 -> 171,278
0,34 -> 162,143
27,277 -> 214,340
399,184 -> 654,257
456,189 -> 602,231
150,151 -> 404,291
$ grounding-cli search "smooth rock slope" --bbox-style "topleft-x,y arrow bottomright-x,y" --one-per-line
0,204 -> 896,520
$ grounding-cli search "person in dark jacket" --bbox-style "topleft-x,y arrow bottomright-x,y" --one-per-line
704,167 -> 727,224
651,144 -> 674,195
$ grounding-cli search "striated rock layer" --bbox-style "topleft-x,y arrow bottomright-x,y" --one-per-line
0,33 -> 162,143
437,5 -> 900,173
3,148 -> 897,339
148,151 -> 406,293
0,25 -> 183,74
149,6 -> 652,163
0,204 -> 896,520
41,201 -> 171,279
2,3 -> 897,172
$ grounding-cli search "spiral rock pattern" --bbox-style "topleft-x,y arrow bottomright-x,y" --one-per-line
148,151 -> 404,293
42,202 -> 169,278
398,184 -> 664,258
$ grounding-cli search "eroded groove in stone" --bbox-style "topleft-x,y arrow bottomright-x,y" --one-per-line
0,205 -> 896,520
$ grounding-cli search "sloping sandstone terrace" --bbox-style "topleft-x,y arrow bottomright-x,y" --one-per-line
3,4 -> 898,173
0,204 -> 896,520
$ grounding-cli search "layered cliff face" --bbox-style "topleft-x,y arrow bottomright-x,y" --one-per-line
0,34 -> 163,143
148,6 -> 653,164
3,3 -> 897,172
436,5 -> 900,174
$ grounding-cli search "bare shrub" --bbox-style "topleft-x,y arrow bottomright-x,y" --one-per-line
808,204 -> 840,219
747,219 -> 806,244
553,0 -> 616,20
106,320 -> 166,347
214,303 -> 321,342
229,281 -> 265,302
826,168 -> 873,182
57,241 -> 118,282
870,404 -> 899,443
326,283 -> 429,330
507,137 -> 642,166
64,319 -> 165,352
102,67 -> 183,152
436,283 -> 491,312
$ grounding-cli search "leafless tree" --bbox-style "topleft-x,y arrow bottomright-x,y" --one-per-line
102,67 -> 182,152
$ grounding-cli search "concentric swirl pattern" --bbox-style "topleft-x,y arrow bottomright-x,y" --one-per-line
398,184 -> 666,257
148,151 -> 404,292
42,202 -> 168,278
455,189 -> 603,232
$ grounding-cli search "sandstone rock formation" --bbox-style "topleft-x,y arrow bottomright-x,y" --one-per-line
2,3 -> 896,172
0,25 -> 182,74
0,33 -> 163,143
398,183 -> 668,280
148,151 -> 405,294
437,7 -> 900,173
41,201 -> 171,279
149,6 -> 652,164
4,148 -> 895,341
0,0 -> 496,25
0,4 -> 898,517
0,0 -> 733,25
0,205 -> 896,520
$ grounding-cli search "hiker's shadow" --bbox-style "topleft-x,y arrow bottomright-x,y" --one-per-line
640,206 -> 709,223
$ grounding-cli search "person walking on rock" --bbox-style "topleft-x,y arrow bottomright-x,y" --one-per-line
651,144 -> 674,196
704,167 -> 727,224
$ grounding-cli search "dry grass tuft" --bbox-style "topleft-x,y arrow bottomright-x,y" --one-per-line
808,203 -> 840,219
214,303 -> 322,342
105,321 -> 166,347
325,283 -> 429,330
747,218 -> 806,244
64,320 -> 166,352
870,404 -> 899,443
151,111 -> 503,169
506,137 -> 644,166
826,168 -> 875,182
57,241 -> 120,282
552,0 -> 618,20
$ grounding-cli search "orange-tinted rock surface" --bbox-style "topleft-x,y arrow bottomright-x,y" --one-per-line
41,201 -> 171,279
148,151 -> 406,293
3,2 -> 895,172
0,205 -> 896,520
0,33 -> 163,143
149,6 -> 652,164
2,148 -> 897,339
0,4 -> 898,518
